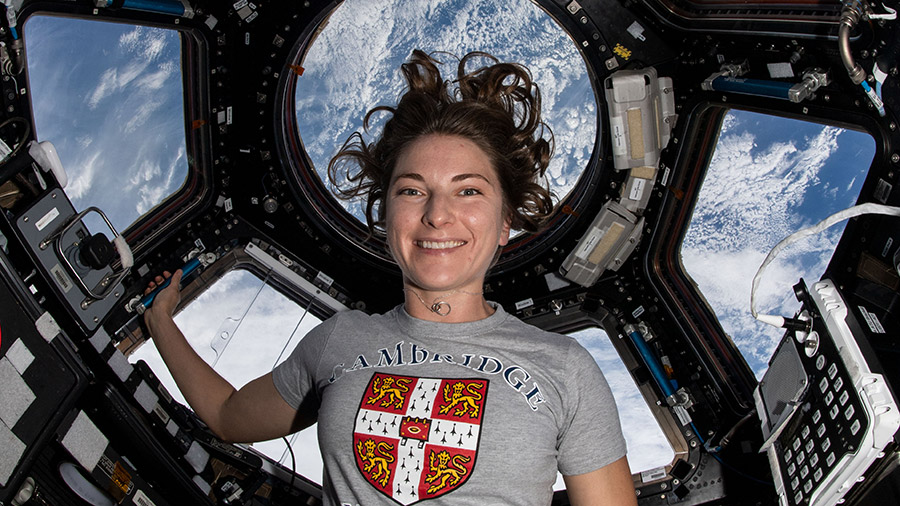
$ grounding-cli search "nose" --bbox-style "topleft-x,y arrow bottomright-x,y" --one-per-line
423,193 -> 453,227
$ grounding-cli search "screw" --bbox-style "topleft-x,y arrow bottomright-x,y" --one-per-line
891,153 -> 899,163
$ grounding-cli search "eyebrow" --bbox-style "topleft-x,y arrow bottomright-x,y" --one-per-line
392,172 -> 494,184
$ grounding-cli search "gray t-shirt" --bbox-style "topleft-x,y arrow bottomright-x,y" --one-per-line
273,303 -> 626,505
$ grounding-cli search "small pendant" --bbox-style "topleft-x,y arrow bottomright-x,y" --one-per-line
431,301 -> 451,316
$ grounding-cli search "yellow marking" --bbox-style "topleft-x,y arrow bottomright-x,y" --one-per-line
112,461 -> 131,494
613,43 -> 632,60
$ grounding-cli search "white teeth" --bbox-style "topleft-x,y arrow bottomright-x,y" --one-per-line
418,240 -> 464,249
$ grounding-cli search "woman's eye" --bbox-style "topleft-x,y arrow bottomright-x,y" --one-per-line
460,188 -> 481,196
398,188 -> 421,196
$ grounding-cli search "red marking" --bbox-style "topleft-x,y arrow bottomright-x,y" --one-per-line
361,373 -> 415,414
354,434 -> 397,492
418,446 -> 477,500
432,379 -> 487,423
400,416 -> 431,441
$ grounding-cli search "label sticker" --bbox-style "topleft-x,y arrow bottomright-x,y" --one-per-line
134,489 -> 157,506
316,270 -> 334,288
673,405 -> 692,425
610,117 -> 626,157
640,466 -> 667,483
629,178 -> 646,201
575,227 -> 602,260
515,298 -> 534,310
858,306 -> 886,334
50,264 -> 73,293
35,206 -> 60,232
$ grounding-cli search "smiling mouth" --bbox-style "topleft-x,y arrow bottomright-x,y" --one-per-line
416,240 -> 466,250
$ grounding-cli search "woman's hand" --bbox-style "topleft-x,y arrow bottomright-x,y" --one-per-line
142,269 -> 182,338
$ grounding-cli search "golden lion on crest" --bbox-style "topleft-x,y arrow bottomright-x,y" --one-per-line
367,375 -> 412,409
356,438 -> 395,488
425,449 -> 471,494
439,380 -> 483,418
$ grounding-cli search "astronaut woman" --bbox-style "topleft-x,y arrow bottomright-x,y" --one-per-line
143,50 -> 636,505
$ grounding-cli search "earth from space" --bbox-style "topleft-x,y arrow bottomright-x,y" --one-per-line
294,0 -> 596,227
23,0 -> 875,487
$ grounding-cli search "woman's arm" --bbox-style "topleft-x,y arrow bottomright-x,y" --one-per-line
563,456 -> 637,506
143,270 -> 311,442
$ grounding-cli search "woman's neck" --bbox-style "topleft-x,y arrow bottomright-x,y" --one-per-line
402,287 -> 495,323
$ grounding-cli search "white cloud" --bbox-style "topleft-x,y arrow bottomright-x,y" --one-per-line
119,26 -> 167,61
76,135 -> 93,150
86,67 -> 119,109
136,63 -> 174,92
64,150 -> 102,202
682,112 -> 865,375
123,98 -> 162,133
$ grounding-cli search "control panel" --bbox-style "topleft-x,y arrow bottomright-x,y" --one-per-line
755,279 -> 899,506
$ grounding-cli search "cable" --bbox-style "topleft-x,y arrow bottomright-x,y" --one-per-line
282,436 -> 297,493
0,116 -> 30,166
272,295 -> 314,371
868,2 -> 897,19
751,202 -> 900,328
209,269 -> 271,368
705,412 -> 755,453
861,81 -> 886,117
690,422 -> 774,486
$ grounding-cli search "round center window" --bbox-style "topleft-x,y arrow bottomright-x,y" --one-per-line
290,0 -> 599,262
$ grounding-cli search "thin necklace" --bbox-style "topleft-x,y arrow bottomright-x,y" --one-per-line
404,288 -> 483,317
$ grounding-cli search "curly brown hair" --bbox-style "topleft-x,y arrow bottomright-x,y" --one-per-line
327,49 -> 555,234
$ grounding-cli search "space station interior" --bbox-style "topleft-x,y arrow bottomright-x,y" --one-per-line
1,0 -> 900,505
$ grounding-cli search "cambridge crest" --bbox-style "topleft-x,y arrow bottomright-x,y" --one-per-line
353,372 -> 488,505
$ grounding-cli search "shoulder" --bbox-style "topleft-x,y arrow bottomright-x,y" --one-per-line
318,306 -> 401,334
497,311 -> 582,350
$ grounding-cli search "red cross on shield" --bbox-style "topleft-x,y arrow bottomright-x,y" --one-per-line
353,372 -> 488,505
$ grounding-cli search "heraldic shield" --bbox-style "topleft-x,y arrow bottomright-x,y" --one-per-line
353,372 -> 488,505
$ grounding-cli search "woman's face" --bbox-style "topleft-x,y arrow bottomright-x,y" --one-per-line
385,134 -> 510,294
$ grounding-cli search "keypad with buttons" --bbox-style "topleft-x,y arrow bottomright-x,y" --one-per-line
757,280 -> 897,506
770,315 -> 867,506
